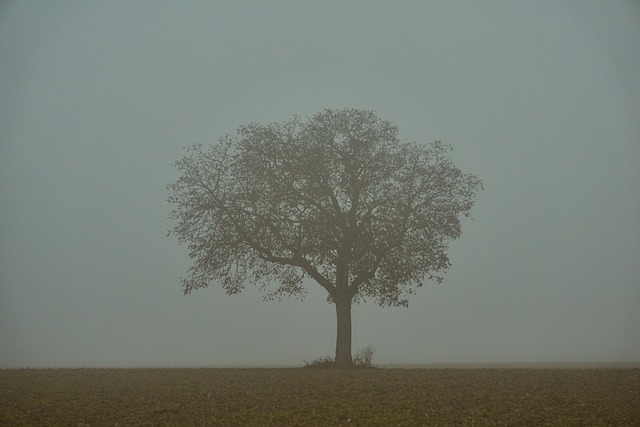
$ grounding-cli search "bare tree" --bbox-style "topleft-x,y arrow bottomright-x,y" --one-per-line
168,109 -> 482,367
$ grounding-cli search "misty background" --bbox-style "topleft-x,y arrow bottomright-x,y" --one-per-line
1,1 -> 639,368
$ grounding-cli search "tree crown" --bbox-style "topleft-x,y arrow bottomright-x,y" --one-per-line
168,108 -> 482,307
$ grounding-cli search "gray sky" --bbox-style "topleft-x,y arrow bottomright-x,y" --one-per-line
1,1 -> 639,368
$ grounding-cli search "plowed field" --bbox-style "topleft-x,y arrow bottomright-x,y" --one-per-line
1,368 -> 638,426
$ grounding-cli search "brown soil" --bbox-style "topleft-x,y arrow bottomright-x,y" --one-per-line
1,368 -> 638,426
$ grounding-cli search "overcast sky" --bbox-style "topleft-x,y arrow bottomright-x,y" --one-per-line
1,1 -> 639,368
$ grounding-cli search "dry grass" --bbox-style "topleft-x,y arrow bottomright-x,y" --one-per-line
1,367 -> 638,426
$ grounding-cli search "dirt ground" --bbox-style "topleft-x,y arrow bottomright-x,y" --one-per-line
1,367 -> 638,426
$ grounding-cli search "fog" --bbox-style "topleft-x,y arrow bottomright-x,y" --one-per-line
1,1 -> 639,368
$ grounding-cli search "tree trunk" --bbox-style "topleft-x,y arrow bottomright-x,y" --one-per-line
334,296 -> 353,368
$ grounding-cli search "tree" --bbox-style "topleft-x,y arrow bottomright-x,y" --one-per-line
168,108 -> 482,367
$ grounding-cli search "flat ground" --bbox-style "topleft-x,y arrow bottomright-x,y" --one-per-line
1,368 -> 638,426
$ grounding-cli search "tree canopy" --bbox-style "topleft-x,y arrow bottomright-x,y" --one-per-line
168,108 -> 482,366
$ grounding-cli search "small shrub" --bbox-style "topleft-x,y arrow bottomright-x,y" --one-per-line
353,345 -> 376,367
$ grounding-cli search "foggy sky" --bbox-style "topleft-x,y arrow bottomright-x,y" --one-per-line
1,1 -> 639,368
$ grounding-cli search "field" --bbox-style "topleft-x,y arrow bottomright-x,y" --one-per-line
1,367 -> 638,426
